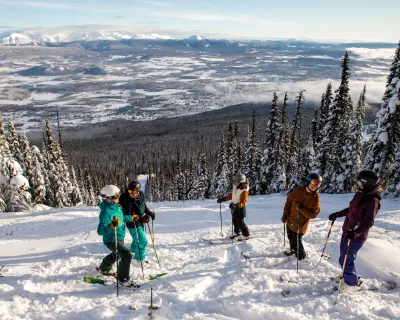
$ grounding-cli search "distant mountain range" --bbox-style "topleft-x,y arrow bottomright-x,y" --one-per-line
0,29 -> 396,50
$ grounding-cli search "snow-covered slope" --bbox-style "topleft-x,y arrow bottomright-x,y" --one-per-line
0,193 -> 399,319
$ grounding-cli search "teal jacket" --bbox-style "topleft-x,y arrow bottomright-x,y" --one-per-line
97,200 -> 133,243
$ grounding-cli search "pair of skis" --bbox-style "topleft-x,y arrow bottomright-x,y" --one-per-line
202,236 -> 252,245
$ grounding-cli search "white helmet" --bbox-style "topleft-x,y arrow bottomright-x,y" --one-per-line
101,185 -> 120,198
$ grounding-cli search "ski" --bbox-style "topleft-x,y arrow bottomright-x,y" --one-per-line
202,237 -> 252,245
149,273 -> 168,280
83,275 -> 114,286
241,252 -> 271,259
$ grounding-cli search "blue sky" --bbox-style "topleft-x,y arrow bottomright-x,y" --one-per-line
0,0 -> 398,42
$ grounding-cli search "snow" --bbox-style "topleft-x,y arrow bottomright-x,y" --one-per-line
0,193 -> 399,319
9,174 -> 29,188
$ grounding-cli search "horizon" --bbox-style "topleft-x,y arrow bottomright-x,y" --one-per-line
0,0 -> 399,43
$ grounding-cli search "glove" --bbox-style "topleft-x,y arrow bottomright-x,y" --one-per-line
131,214 -> 139,222
281,216 -> 287,223
147,211 -> 155,220
346,230 -> 356,240
295,202 -> 303,210
217,198 -> 225,203
229,203 -> 237,210
328,213 -> 337,221
110,216 -> 119,229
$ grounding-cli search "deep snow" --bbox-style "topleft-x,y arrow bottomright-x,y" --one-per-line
0,193 -> 399,319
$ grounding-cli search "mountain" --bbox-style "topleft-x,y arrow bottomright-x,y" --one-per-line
0,33 -> 38,46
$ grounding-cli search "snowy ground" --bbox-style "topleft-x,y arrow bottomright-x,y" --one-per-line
0,193 -> 399,319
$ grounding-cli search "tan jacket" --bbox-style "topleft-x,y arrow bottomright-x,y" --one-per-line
282,186 -> 320,234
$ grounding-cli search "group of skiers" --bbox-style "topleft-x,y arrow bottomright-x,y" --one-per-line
96,180 -> 155,287
96,168 -> 382,293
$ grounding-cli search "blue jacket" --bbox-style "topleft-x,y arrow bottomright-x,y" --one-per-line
97,200 -> 132,243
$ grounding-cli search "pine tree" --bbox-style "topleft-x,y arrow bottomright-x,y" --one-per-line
70,166 -> 83,205
287,90 -> 305,190
342,86 -> 366,192
85,169 -> 96,206
195,153 -> 208,199
7,121 -> 24,171
383,41 -> 400,101
30,151 -> 45,204
19,133 -> 32,181
297,130 -> 315,185
322,52 -> 352,193
186,158 -> 196,200
214,135 -> 230,198
243,111 -> 262,195
364,45 -> 400,180
174,151 -> 185,201
261,92 -> 281,193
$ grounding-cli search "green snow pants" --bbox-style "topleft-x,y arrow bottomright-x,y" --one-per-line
99,241 -> 132,281
128,225 -> 148,261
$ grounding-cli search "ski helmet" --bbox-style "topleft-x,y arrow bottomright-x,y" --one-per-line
306,172 -> 322,188
233,172 -> 246,183
356,169 -> 379,190
100,185 -> 120,198
128,180 -> 141,191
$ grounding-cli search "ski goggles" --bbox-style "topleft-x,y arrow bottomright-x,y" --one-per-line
308,179 -> 322,187
128,189 -> 139,195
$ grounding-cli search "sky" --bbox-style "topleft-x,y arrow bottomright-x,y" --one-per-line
0,0 -> 399,42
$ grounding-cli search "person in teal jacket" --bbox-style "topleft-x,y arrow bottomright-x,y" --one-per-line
97,185 -> 136,286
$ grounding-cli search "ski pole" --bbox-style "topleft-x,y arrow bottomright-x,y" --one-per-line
114,220 -> 119,297
284,224 -> 286,247
296,209 -> 299,274
133,219 -> 145,279
219,203 -> 223,237
231,208 -> 234,245
318,220 -> 335,264
335,236 -> 351,304
147,220 -> 161,268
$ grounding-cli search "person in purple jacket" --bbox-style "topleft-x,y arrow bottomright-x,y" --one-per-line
328,169 -> 381,293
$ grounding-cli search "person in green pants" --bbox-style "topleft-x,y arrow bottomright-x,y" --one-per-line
119,180 -> 155,262
97,185 -> 137,286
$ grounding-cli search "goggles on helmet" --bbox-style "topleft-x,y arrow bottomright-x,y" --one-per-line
356,180 -> 365,189
128,189 -> 139,195
308,179 -> 322,187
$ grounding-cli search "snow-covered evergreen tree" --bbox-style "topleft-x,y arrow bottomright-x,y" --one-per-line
383,41 -> 400,101
19,133 -> 32,181
243,111 -> 262,195
69,166 -> 83,206
7,174 -> 31,212
322,52 -> 352,193
214,135 -> 230,198
287,90 -> 305,191
261,92 -> 281,193
195,153 -> 208,199
364,45 -> 400,180
174,151 -> 185,201
84,169 -> 96,206
342,86 -> 366,192
7,120 -> 24,171
186,158 -> 196,200
30,151 -> 45,204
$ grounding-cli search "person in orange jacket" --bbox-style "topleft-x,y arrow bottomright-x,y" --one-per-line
217,172 -> 250,241
281,173 -> 322,260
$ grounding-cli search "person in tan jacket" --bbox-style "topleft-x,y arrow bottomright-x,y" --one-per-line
281,173 -> 322,260
217,172 -> 250,241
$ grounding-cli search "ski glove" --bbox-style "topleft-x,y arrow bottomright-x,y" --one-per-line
110,216 -> 119,229
328,213 -> 337,221
141,215 -> 149,224
229,203 -> 238,210
217,198 -> 225,203
281,216 -> 287,223
346,230 -> 356,240
147,211 -> 155,220
295,202 -> 304,210
131,214 -> 139,222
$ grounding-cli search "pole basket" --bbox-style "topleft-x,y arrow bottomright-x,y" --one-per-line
321,252 -> 332,260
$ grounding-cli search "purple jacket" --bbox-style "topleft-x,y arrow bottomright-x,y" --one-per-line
336,187 -> 382,243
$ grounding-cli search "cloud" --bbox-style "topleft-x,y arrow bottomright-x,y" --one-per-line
347,47 -> 396,61
113,16 -> 124,19
0,0 -> 78,10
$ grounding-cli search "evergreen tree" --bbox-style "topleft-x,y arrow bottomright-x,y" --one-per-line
364,45 -> 400,180
383,41 -> 400,101
19,133 -> 32,181
243,111 -> 262,195
322,52 -> 352,193
7,121 -> 24,171
287,90 -> 305,190
85,169 -> 96,206
30,152 -> 45,204
195,153 -> 208,199
261,92 -> 281,193
342,86 -> 366,192
214,135 -> 230,198
174,151 -> 185,201
70,166 -> 83,205
186,158 -> 196,200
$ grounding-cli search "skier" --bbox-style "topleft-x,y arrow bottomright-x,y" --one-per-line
328,169 -> 381,293
217,172 -> 250,241
97,185 -> 136,286
281,172 -> 322,260
119,180 -> 155,263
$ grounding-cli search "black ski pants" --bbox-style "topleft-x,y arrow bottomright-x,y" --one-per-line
100,241 -> 132,281
286,227 -> 306,260
232,206 -> 250,237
